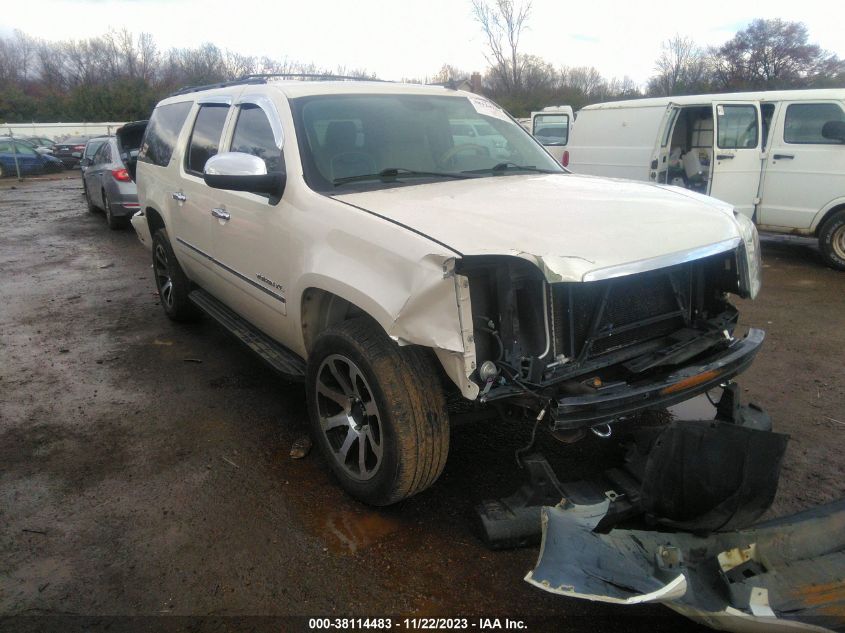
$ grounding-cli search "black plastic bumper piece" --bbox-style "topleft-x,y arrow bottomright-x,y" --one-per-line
551,328 -> 765,430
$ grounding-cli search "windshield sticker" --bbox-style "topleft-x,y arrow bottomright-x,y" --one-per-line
467,96 -> 510,122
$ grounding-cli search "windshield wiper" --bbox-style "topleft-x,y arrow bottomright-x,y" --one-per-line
463,162 -> 558,175
333,167 -> 477,186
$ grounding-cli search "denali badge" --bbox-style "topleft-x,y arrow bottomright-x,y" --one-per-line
256,273 -> 285,294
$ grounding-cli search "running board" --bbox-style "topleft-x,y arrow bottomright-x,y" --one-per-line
189,289 -> 306,379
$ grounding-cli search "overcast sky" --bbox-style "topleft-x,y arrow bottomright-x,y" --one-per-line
2,0 -> 843,86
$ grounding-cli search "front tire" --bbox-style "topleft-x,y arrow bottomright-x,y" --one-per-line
819,210 -> 845,271
151,228 -> 199,321
306,317 -> 450,506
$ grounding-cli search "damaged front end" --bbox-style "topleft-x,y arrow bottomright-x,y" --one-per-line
459,238 -> 762,433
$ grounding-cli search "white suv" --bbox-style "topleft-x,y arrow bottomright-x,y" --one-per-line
131,77 -> 764,506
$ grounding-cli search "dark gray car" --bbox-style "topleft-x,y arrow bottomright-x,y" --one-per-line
82,137 -> 139,230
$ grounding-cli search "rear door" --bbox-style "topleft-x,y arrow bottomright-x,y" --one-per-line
758,100 -> 845,230
84,142 -> 111,207
709,101 -> 763,219
649,104 -> 679,184
532,108 -> 573,164
173,99 -> 232,291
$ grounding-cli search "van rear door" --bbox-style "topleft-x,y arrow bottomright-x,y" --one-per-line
531,107 -> 573,166
709,101 -> 763,219
650,104 -> 679,184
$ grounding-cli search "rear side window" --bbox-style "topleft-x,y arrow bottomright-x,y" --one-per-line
716,104 -> 759,149
186,104 -> 229,174
533,113 -> 569,146
230,104 -> 284,173
139,101 -> 192,167
784,103 -> 845,144
94,143 -> 111,164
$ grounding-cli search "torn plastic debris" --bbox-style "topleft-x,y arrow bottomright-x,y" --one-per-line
526,497 -> 845,633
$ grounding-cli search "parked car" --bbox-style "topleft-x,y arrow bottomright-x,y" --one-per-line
53,136 -> 91,168
0,137 -> 63,177
130,78 -> 765,509
23,136 -> 56,154
81,135 -> 139,229
565,89 -> 845,270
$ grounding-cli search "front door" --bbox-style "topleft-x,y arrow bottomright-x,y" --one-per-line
209,97 -> 292,345
758,100 -> 845,230
709,101 -> 763,219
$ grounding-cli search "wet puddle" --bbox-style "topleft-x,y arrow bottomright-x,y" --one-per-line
323,509 -> 401,554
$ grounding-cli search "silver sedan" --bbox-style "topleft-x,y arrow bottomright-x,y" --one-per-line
81,137 -> 139,230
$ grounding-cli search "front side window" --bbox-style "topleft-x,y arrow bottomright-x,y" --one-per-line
186,104 -> 229,174
230,104 -> 284,173
291,94 -> 563,191
533,113 -> 569,146
716,104 -> 759,149
139,101 -> 193,167
784,103 -> 845,144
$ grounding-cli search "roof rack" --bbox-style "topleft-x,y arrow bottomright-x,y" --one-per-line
168,73 -> 388,98
169,77 -> 267,97
240,73 -> 387,82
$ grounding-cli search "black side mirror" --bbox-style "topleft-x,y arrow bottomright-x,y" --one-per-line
821,120 -> 845,143
80,157 -> 92,167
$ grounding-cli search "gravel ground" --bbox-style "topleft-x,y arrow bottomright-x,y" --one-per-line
1,174 -> 843,633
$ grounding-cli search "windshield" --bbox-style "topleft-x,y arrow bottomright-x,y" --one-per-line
291,93 -> 564,191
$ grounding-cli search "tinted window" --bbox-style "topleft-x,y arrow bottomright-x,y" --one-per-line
85,140 -> 105,158
187,104 -> 229,174
94,143 -> 111,164
230,104 -> 283,173
139,101 -> 193,167
716,104 -> 758,149
784,103 -> 845,144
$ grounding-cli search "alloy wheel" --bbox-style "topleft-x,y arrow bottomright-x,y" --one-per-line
315,354 -> 384,481
154,243 -> 174,309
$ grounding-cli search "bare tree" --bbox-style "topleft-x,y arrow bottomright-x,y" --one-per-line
471,0 -> 531,94
711,19 -> 845,90
649,35 -> 709,96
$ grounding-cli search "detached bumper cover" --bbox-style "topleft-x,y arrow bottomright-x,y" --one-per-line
526,498 -> 845,632
130,210 -> 152,250
552,328 -> 765,429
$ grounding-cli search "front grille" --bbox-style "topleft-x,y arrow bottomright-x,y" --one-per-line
552,264 -> 692,360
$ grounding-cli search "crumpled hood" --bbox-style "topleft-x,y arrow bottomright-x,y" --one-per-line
332,173 -> 742,282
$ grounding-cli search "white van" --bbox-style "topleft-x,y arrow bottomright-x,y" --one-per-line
530,106 -> 573,166
567,90 -> 845,269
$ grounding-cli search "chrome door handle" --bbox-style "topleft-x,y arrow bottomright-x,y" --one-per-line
211,208 -> 230,221
171,192 -> 187,202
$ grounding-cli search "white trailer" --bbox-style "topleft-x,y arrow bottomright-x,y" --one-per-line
566,89 -> 845,269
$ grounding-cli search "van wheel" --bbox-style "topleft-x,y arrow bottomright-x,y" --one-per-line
306,317 -> 449,506
151,228 -> 199,321
819,210 -> 845,271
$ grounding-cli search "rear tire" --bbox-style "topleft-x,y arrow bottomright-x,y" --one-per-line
103,191 -> 126,230
151,228 -> 199,321
84,181 -> 97,213
819,210 -> 845,271
306,317 -> 450,506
